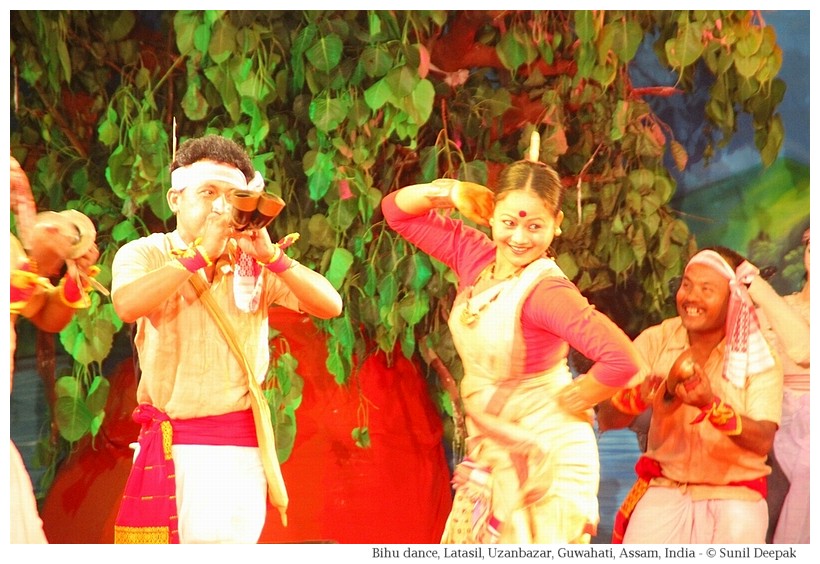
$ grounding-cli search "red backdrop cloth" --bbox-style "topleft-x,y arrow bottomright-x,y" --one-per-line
40,308 -> 452,543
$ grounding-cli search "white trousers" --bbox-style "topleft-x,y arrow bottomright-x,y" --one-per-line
131,442 -> 268,543
623,486 -> 767,544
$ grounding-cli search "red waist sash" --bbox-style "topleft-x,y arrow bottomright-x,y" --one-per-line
612,455 -> 767,543
113,404 -> 257,544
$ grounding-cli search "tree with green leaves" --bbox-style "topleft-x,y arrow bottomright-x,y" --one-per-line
10,10 -> 785,487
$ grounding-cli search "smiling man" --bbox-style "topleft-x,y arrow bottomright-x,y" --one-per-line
610,247 -> 783,544
111,135 -> 342,544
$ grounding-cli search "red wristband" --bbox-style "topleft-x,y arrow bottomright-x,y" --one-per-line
690,396 -> 743,435
263,246 -> 292,274
59,274 -> 90,308
610,386 -> 648,415
171,245 -> 212,273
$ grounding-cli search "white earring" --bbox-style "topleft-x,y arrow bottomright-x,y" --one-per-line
554,227 -> 562,237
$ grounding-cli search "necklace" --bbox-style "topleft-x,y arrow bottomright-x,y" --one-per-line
459,262 -> 523,326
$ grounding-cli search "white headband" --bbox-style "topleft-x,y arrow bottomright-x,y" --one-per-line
170,161 -> 265,192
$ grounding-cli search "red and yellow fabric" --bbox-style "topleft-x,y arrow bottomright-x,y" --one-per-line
10,258 -> 49,315
114,404 -> 259,544
690,396 -> 743,435
609,386 -> 648,415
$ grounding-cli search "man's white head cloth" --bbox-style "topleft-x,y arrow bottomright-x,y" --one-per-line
685,249 -> 776,387
170,161 -> 265,193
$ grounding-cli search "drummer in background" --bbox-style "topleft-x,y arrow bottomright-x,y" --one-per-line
10,155 -> 102,543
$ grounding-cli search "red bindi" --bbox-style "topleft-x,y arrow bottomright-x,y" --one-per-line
518,210 -> 527,217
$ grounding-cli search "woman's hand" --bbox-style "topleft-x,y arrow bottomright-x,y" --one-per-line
432,178 -> 494,227
557,374 -> 620,418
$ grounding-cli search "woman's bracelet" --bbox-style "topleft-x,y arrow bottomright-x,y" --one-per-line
425,181 -> 456,208
690,396 -> 743,436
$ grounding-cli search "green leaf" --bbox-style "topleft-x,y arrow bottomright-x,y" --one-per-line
641,191 -> 662,218
351,426 -> 371,448
360,45 -> 392,77
305,33 -> 343,72
307,213 -> 336,249
363,262 -> 377,297
611,215 -> 625,235
363,77 -> 392,110
610,100 -> 628,141
575,42 -> 596,79
735,26 -> 763,58
378,272 -> 398,311
54,376 -> 81,399
555,252 -> 579,281
326,348 -> 348,385
327,197 -> 358,232
56,36 -> 71,83
204,64 -> 240,121
419,146 -> 439,182
182,78 -> 209,121
59,304 -> 117,366
409,253 -> 433,291
591,60 -> 617,88
86,376 -> 110,415
538,37 -> 554,64
609,239 -> 635,274
111,220 -> 139,243
148,187 -> 173,222
734,54 -> 762,79
331,315 -> 356,361
400,324 -> 416,359
574,11 -> 595,42
759,113 -> 784,167
173,11 -> 199,53
403,78 -> 435,125
208,18 -> 237,64
385,65 -> 419,99
665,21 -> 704,69
398,292 -> 429,325
309,95 -> 349,132
193,21 -> 211,53
54,397 -> 93,442
496,29 -> 527,70
477,84 -> 512,117
368,12 -> 382,36
304,150 -> 335,201
654,175 -> 674,205
89,413 -> 105,437
629,223 -> 648,263
603,19 -> 642,63
98,109 -> 120,147
326,247 -> 354,290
